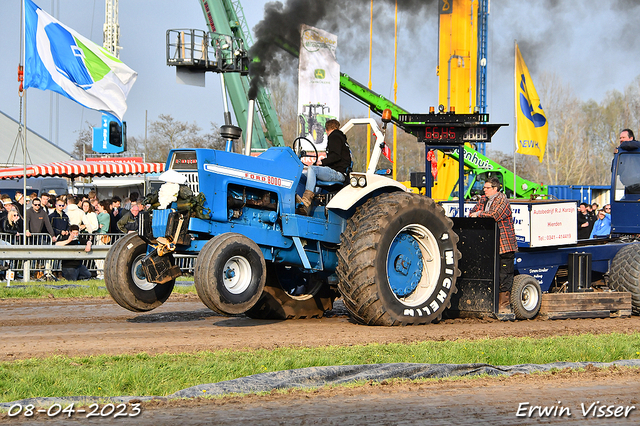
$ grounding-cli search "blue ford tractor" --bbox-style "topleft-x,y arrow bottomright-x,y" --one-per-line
104,111 -> 465,325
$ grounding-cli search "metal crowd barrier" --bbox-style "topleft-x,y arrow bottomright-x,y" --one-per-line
0,233 -> 196,282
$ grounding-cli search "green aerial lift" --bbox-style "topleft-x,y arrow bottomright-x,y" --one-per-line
166,0 -> 285,149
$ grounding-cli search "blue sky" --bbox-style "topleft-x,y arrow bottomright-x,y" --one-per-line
0,0 -> 638,158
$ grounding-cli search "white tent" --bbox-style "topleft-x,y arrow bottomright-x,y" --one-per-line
0,110 -> 75,166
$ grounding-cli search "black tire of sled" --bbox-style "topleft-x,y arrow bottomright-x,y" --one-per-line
609,243 -> 640,315
510,274 -> 541,320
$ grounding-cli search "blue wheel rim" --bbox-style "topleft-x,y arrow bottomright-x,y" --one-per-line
387,233 -> 423,297
385,224 -> 443,307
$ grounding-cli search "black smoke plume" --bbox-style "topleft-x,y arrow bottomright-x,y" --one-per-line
247,0 -> 436,99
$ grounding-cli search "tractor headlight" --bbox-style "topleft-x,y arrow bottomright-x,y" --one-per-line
358,176 -> 367,187
350,176 -> 358,187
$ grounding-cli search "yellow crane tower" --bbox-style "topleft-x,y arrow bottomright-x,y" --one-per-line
431,0 -> 479,200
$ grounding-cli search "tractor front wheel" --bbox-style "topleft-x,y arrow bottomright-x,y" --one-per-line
104,233 -> 175,312
194,233 -> 266,315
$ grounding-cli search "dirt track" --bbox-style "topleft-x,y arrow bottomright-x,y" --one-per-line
2,296 -> 640,425
2,295 -> 640,361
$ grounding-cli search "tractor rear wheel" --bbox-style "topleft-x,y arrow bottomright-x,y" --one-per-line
609,243 -> 640,315
510,274 -> 541,319
245,264 -> 336,320
336,192 -> 460,325
104,233 -> 175,312
194,233 -> 266,315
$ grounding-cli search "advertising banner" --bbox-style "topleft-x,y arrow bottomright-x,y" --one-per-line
297,25 -> 339,153
441,200 -> 577,248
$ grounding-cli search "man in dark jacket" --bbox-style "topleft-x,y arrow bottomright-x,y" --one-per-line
297,119 -> 351,215
109,196 -> 126,233
117,203 -> 141,233
49,199 -> 70,240
25,198 -> 57,243
617,129 -> 640,151
55,225 -> 92,280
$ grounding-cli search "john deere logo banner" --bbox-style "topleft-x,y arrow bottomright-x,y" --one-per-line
297,25 -> 339,152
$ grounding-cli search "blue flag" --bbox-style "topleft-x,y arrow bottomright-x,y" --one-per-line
23,0 -> 137,121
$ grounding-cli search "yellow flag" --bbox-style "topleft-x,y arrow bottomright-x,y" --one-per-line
515,44 -> 548,162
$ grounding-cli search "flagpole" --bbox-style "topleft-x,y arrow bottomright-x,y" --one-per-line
21,0 -> 28,237
513,40 -> 517,199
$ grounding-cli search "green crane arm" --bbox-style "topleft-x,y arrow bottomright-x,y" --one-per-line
198,0 -> 284,148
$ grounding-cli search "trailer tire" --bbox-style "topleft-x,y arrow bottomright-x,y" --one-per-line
194,233 -> 266,315
245,264 -> 336,320
609,243 -> 640,315
104,233 -> 175,312
510,274 -> 541,320
336,192 -> 460,326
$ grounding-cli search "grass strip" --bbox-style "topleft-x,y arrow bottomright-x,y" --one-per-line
1,333 -> 639,403
0,279 -> 196,299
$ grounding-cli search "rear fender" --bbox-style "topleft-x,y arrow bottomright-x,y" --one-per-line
327,174 -> 409,211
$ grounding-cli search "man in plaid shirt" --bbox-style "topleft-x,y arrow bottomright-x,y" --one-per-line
469,177 -> 517,314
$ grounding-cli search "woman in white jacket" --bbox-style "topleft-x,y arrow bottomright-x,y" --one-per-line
80,200 -> 99,233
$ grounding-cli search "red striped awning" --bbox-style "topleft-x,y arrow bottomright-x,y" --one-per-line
0,161 -> 165,179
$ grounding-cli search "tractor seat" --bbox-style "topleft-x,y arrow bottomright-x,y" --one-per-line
316,179 -> 346,190
316,161 -> 353,190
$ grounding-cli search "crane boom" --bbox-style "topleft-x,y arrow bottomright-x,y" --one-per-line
197,0 -> 284,148
103,0 -> 120,58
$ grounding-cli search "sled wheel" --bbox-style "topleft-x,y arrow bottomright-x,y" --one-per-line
510,274 -> 541,320
609,243 -> 640,315
245,264 -> 336,320
194,233 -> 266,315
104,233 -> 175,312
337,192 -> 460,326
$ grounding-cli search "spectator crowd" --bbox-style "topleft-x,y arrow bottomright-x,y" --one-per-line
577,202 -> 611,240
0,190 -> 145,281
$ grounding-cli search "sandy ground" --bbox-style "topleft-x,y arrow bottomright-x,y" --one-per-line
1,295 -> 640,425
2,295 -> 640,361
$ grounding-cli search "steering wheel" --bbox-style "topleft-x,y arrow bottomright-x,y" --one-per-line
292,136 -> 319,166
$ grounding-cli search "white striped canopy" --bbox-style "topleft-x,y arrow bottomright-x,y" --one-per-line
0,161 -> 165,179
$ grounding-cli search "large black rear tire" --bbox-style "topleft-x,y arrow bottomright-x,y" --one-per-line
609,243 -> 640,315
337,192 -> 460,325
246,264 -> 336,320
104,233 -> 175,312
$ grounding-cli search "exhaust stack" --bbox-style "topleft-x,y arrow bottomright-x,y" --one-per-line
245,99 -> 255,156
